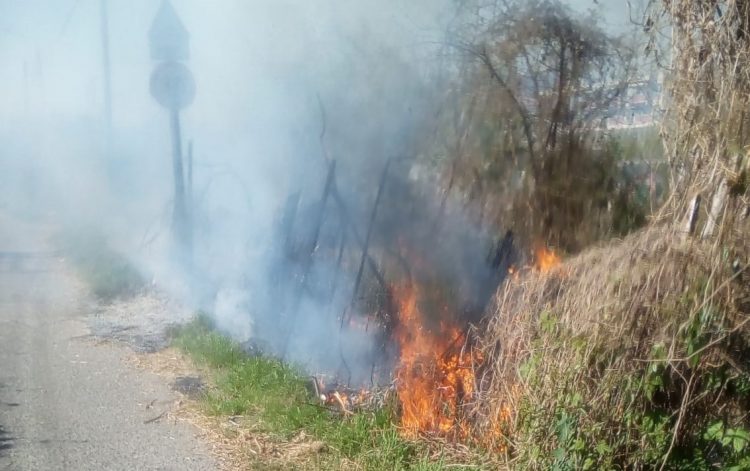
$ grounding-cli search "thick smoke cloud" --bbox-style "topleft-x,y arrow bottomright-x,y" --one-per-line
0,0 -> 625,383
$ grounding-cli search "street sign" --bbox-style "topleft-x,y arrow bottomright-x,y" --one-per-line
150,61 -> 196,110
149,0 -> 190,62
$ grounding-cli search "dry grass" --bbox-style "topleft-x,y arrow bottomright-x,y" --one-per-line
645,1 -> 750,238
474,225 -> 750,468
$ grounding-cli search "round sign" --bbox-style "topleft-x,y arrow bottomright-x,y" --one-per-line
150,61 -> 196,110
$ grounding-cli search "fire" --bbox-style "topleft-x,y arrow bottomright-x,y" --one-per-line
534,246 -> 561,272
387,249 -> 559,441
319,383 -> 371,414
392,283 -> 479,439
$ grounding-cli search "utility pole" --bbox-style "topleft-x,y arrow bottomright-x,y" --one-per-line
100,0 -> 113,148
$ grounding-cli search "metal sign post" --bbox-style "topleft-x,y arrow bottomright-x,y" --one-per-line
149,1 -> 195,263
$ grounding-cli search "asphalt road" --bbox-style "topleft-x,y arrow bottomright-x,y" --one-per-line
0,223 -> 217,470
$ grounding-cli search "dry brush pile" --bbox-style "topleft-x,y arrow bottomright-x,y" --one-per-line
474,226 -> 749,469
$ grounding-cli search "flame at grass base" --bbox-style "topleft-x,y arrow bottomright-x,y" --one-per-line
392,283 -> 480,439
535,246 -> 561,272
389,246 -> 562,441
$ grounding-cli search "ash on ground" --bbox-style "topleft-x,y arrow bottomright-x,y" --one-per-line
88,293 -> 194,353
171,376 -> 206,399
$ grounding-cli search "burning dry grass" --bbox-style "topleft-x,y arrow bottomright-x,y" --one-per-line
168,319 -> 496,470
474,225 -> 750,468
393,282 -> 481,440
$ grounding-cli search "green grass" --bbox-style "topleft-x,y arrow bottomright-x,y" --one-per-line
171,316 -> 474,470
56,229 -> 144,302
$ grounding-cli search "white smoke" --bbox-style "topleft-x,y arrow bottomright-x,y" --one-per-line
213,287 -> 253,343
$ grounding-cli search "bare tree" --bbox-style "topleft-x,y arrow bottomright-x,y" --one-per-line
434,0 -> 638,252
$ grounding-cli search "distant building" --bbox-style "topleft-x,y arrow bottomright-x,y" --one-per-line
604,72 -> 663,130
514,68 -> 663,132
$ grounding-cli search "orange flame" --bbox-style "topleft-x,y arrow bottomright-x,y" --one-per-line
392,283 -> 479,439
534,246 -> 561,272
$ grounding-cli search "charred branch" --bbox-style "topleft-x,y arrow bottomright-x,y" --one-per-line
346,158 -> 392,327
330,183 -> 388,291
281,161 -> 337,358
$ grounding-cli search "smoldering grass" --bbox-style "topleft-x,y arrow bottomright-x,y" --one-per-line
171,318 -> 476,470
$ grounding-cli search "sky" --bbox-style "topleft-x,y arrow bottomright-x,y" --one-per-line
0,0 -> 631,124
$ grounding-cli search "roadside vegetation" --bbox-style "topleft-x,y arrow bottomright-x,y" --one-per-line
171,316 -> 493,470
56,229 -> 144,302
57,0 -> 750,468
467,0 -> 750,467
475,227 -> 750,469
